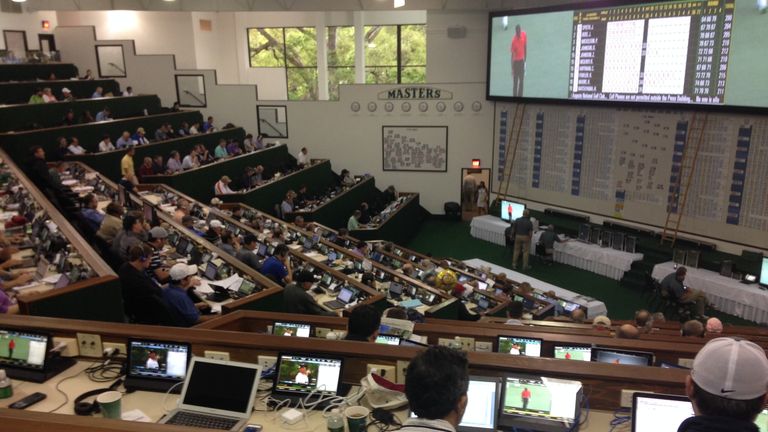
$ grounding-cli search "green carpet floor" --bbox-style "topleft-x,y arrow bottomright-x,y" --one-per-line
405,219 -> 757,326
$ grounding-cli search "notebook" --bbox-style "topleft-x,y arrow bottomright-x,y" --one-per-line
125,339 -> 191,393
159,357 -> 262,431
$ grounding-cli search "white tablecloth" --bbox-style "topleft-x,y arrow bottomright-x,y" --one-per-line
469,215 -> 509,246
464,258 -> 608,318
546,236 -> 644,280
652,261 -> 768,325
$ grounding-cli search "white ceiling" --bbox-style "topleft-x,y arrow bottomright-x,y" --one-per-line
22,0 -> 579,12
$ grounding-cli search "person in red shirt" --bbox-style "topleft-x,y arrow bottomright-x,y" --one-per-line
565,352 -> 572,360
510,25 -> 527,97
521,387 -> 531,410
8,339 -> 15,359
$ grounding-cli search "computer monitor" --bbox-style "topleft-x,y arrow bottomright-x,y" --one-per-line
375,335 -> 401,346
631,393 -> 693,432
273,353 -> 343,397
257,243 -> 267,256
499,376 -> 582,430
203,262 -> 218,280
0,329 -> 49,370
459,376 -> 501,432
500,200 -> 525,221
389,282 -> 404,297
217,264 -> 231,280
476,281 -> 489,291
553,345 -> 592,362
273,322 -> 312,338
127,339 -> 191,383
760,256 -> 768,287
238,278 -> 257,296
591,347 -> 654,367
143,202 -> 156,226
176,238 -> 189,257
497,336 -> 542,357
476,297 -> 490,310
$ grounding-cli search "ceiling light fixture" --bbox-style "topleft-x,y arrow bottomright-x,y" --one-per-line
11,0 -> 27,3
394,0 -> 405,8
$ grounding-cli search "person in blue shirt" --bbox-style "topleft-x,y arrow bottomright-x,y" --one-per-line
260,244 -> 293,284
162,263 -> 214,327
80,193 -> 104,232
202,116 -> 216,133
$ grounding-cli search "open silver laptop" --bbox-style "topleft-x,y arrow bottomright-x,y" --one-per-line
159,357 -> 262,431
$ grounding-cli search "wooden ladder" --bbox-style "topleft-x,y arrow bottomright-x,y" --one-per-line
499,103 -> 527,200
660,112 -> 708,247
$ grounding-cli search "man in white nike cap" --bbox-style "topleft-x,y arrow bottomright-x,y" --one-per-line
679,337 -> 768,432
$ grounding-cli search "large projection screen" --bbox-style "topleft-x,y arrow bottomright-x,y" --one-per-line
487,0 -> 768,109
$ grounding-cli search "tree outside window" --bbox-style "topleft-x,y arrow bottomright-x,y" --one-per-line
365,24 -> 426,84
327,26 -> 355,100
248,27 -> 318,100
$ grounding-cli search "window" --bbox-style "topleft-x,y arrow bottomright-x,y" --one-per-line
248,27 -> 318,100
327,26 -> 355,100
365,24 -> 426,84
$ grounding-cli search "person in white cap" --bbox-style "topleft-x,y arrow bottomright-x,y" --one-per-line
162,263 -> 214,326
204,219 -> 224,243
679,337 -> 768,432
61,87 -> 75,102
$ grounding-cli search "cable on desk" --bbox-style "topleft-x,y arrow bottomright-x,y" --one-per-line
83,355 -> 126,382
47,369 -> 86,413
609,407 -> 631,432
161,381 -> 185,414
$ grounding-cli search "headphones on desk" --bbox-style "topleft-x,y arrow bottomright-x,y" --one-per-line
74,379 -> 124,416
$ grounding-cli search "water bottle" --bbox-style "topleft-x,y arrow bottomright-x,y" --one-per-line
0,369 -> 12,399
327,409 -> 344,432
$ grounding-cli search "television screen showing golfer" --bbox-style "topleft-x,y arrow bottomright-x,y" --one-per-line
128,340 -> 189,380
273,322 -> 311,338
275,354 -> 342,395
502,377 -> 582,423
554,345 -> 592,361
0,329 -> 47,370
497,337 -> 542,357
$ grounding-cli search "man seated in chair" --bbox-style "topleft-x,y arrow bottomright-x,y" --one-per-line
660,267 -> 709,320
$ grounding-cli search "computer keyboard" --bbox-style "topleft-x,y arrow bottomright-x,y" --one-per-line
166,411 -> 239,430
323,299 -> 345,309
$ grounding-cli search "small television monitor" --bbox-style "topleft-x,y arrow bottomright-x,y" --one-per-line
591,347 -> 654,367
389,282 -> 404,297
497,336 -> 542,357
476,281 -> 488,291
256,243 -> 267,257
476,297 -> 490,310
631,393 -> 694,432
375,335 -> 401,346
499,376 -> 582,430
554,345 -> 591,362
273,353 -> 343,397
143,202 -> 156,225
0,329 -> 49,371
501,200 -> 525,222
176,238 -> 189,256
238,278 -> 257,296
760,257 -> 768,287
217,264 -> 231,280
203,262 -> 218,280
127,339 -> 191,383
273,322 -> 312,338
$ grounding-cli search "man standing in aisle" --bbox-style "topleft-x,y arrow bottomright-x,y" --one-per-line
512,210 -> 533,271
510,24 -> 527,97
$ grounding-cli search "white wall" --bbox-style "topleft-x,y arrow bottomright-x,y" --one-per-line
276,83 -> 493,213
426,11 -> 488,84
0,10 -> 57,50
55,10 -> 197,69
191,12 -> 238,84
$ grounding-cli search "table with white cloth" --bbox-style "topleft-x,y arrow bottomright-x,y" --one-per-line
537,233 -> 644,280
464,258 -> 608,318
652,261 -> 768,325
470,215 -> 510,246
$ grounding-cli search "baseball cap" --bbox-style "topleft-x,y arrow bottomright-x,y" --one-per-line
62,87 -> 71,93
221,176 -> 231,183
149,226 -> 168,239
692,337 -> 768,400
169,263 -> 198,281
209,220 -> 224,229
592,315 -> 612,328
210,197 -> 222,205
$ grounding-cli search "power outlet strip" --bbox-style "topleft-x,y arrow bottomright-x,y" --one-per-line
204,350 -> 230,361
475,341 -> 493,352
621,389 -> 647,408
315,327 -> 331,338
52,337 -> 79,357
257,355 -> 277,370
456,337 -> 475,351
76,333 -> 103,358
367,363 -> 396,380
103,342 -> 127,356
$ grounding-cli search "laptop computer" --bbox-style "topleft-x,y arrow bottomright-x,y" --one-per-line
631,393 -> 693,432
160,357 -> 262,431
0,328 -> 76,383
471,297 -> 490,313
410,375 -> 500,432
323,286 -> 355,310
125,339 -> 191,393
271,353 -> 343,409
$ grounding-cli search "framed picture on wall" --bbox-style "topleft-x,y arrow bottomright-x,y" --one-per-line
95,45 -> 127,78
175,75 -> 207,108
257,105 -> 288,138
382,126 -> 448,172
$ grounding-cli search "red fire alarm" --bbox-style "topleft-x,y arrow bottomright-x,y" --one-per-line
471,159 -> 481,168
41,20 -> 50,30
